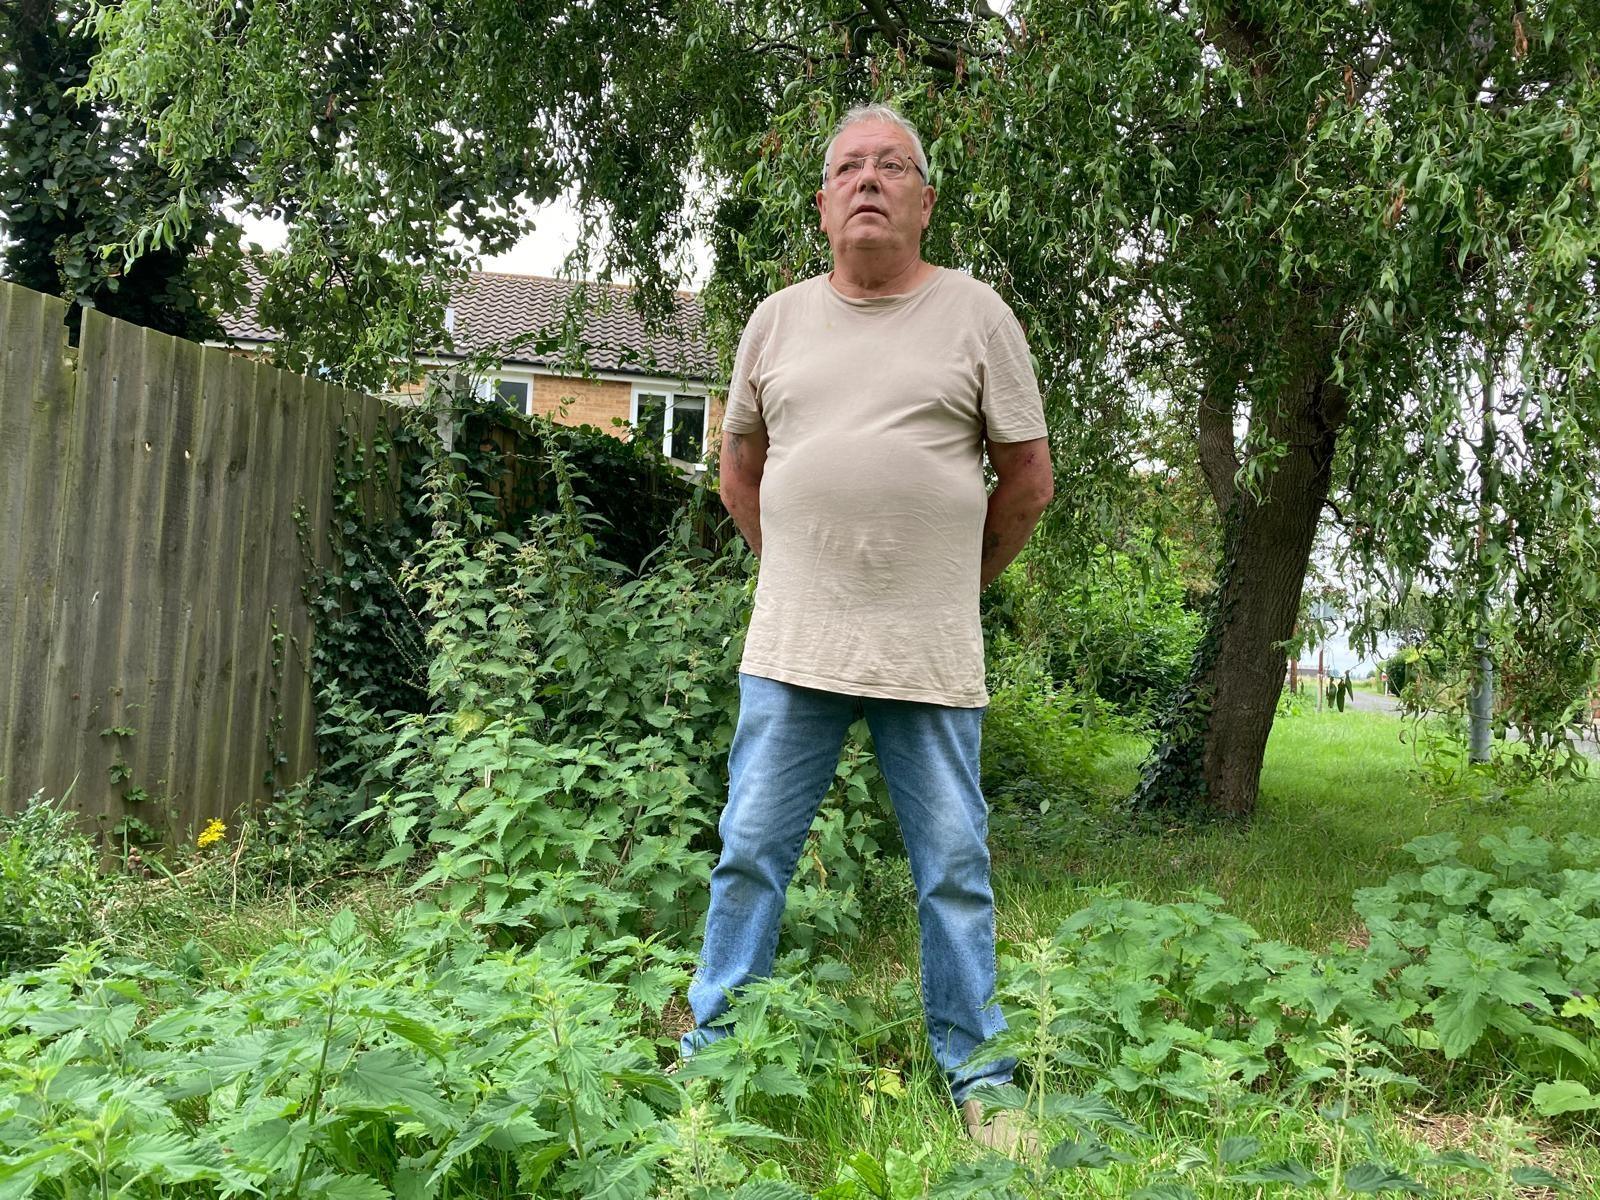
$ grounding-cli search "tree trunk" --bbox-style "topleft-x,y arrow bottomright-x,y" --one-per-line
1135,335 -> 1347,818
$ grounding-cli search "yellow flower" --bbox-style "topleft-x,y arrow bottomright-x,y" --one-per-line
196,819 -> 226,848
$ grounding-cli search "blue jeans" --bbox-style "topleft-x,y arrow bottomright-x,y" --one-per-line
682,672 -> 1012,1102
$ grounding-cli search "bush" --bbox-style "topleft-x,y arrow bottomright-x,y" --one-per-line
328,425 -> 890,951
0,795 -> 104,971
987,533 -> 1202,719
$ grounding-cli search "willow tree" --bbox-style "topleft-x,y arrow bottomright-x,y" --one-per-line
89,0 -> 1600,816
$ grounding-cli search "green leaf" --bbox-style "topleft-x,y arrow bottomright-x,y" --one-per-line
1426,988 -> 1493,1058
1041,1092 -> 1145,1136
1417,865 -> 1494,906
929,1156 -> 1025,1199
1532,1079 -> 1600,1115
1230,1160 -> 1324,1186
338,1047 -> 454,1129
1510,1164 -> 1566,1189
1129,1184 -> 1197,1200
326,908 -> 359,945
733,1181 -> 813,1200
228,1118 -> 311,1173
1479,828 -> 1551,876
1403,833 -> 1462,865
517,1144 -> 567,1191
1047,1136 -> 1122,1170
120,1131 -> 218,1182
841,1151 -> 890,1199
1218,1135 -> 1261,1164
1425,1149 -> 1491,1172
1524,1022 -> 1597,1068
1342,1163 -> 1428,1194
304,1174 -> 393,1200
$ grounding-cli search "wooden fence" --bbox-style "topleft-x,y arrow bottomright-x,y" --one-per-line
0,279 -> 391,839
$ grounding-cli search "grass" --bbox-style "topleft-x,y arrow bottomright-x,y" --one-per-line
808,706 -> 1600,1194
20,705 -> 1598,1197
989,706 -> 1600,948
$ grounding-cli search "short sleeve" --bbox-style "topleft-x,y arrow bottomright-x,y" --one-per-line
978,308 -> 1047,442
719,302 -> 774,436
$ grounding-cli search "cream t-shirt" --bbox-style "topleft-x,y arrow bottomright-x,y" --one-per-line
721,267 -> 1047,708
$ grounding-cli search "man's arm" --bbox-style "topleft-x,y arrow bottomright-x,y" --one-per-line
981,436 -> 1054,588
719,425 -> 769,557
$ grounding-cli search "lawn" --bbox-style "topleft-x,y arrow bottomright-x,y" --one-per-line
993,707 -> 1600,948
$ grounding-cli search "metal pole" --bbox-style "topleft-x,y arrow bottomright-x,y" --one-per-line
1469,336 -> 1497,763
1469,637 -> 1493,762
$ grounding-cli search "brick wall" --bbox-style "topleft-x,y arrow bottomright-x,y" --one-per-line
534,375 -> 633,433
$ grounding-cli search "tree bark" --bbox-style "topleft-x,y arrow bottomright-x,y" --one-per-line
1136,330 -> 1348,818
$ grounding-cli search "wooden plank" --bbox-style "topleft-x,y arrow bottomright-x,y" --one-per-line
102,326 -> 180,836
129,332 -> 204,834
164,346 -> 239,832
0,280 -> 28,802
61,312 -> 147,837
267,367 -> 315,795
206,354 -> 263,823
282,379 -> 337,781
232,360 -> 288,811
0,283 -> 47,809
0,284 -> 71,808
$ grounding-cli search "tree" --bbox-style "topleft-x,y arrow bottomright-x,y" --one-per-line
86,0 -> 1600,815
0,0 -> 235,339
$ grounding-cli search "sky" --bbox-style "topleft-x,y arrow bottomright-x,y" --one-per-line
238,195 -> 714,286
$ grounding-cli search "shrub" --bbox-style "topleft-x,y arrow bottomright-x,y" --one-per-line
982,642 -> 1121,834
987,533 -> 1202,719
0,909 -> 791,1200
332,424 -> 890,950
0,795 -> 103,971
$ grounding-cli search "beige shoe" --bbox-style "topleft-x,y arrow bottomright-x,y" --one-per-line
960,1099 -> 1040,1156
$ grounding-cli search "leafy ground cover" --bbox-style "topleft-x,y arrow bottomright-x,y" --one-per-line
5,709 -> 1598,1198
997,709 -> 1600,947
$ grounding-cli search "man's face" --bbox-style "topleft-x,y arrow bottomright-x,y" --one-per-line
815,120 -> 935,261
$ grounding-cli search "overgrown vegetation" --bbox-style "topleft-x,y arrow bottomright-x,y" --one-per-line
3,424 -> 1598,1197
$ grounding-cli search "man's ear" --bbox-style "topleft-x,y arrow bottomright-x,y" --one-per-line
922,185 -> 936,229
816,187 -> 828,232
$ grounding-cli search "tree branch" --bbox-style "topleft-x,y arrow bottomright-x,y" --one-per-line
858,0 -> 962,74
1198,364 -> 1241,517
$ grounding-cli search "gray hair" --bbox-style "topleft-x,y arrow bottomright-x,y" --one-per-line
821,103 -> 930,185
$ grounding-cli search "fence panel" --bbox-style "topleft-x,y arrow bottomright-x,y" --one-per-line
0,280 -> 386,837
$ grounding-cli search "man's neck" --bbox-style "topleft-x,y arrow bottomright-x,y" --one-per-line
828,255 -> 934,299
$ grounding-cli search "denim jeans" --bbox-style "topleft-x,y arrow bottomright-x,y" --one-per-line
682,672 -> 1013,1102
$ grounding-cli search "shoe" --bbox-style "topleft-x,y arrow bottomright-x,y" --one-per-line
960,1099 -> 1039,1156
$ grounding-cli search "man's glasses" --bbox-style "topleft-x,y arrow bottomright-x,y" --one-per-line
825,153 -> 926,186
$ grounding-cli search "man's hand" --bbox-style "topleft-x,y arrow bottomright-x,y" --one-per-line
719,426 -> 769,557
981,436 -> 1054,588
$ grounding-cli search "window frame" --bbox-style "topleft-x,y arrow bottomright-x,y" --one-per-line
480,370 -> 536,415
630,384 -> 711,466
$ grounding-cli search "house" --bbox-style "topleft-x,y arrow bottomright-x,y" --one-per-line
214,268 -> 725,469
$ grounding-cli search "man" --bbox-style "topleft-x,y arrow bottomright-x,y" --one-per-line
683,103 -> 1054,1145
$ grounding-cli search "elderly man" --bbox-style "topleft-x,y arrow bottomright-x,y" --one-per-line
683,103 -> 1054,1142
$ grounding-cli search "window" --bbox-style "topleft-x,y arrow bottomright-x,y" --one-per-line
633,388 -> 708,463
493,378 -> 530,412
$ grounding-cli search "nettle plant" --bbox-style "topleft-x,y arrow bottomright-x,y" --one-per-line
0,910 -> 803,1200
340,425 -> 894,950
1354,828 -> 1600,1113
948,882 -> 1573,1199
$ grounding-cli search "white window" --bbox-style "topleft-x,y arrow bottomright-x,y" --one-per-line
493,378 -> 530,412
632,387 -> 709,464
475,372 -> 532,414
